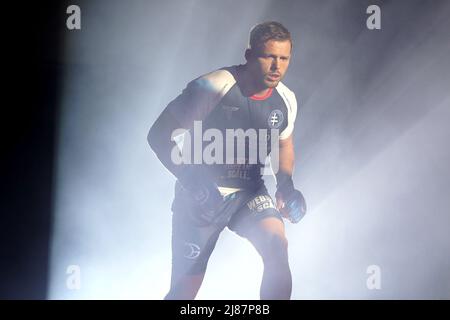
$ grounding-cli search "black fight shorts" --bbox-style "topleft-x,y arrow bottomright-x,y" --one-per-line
169,181 -> 283,277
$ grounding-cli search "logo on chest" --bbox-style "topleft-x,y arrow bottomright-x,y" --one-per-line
268,109 -> 284,129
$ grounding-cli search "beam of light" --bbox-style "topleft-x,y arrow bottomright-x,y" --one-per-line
48,0 -> 450,299
49,0 -> 275,299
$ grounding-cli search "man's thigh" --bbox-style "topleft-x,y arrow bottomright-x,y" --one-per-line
227,186 -> 284,239
170,185 -> 226,278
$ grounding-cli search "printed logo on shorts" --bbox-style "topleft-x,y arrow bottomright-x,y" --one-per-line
247,195 -> 275,213
184,242 -> 201,259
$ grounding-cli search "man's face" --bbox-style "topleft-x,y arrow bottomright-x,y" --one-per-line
247,39 -> 292,89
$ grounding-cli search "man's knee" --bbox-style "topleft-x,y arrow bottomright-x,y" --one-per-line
258,232 -> 289,264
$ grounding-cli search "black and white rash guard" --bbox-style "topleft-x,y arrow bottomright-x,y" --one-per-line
166,65 -> 298,194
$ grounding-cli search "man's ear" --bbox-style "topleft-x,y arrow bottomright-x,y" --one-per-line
245,48 -> 252,62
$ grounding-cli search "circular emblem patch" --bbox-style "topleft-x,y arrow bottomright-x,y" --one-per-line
268,109 -> 284,129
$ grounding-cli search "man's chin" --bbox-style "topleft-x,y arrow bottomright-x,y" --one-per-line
264,79 -> 280,88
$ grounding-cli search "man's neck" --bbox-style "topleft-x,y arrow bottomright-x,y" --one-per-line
237,64 -> 271,98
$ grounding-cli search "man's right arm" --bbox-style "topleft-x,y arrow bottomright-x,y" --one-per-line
148,69 -> 235,183
147,108 -> 185,179
147,75 -> 223,179
147,97 -> 225,221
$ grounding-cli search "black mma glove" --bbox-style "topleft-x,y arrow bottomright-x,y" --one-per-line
177,165 -> 226,224
275,172 -> 307,223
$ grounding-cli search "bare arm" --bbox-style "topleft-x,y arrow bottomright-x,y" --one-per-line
278,134 -> 295,175
275,134 -> 295,211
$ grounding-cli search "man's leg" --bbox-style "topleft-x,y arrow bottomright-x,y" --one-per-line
165,273 -> 206,300
228,192 -> 292,299
165,185 -> 224,300
164,218 -> 223,299
244,217 -> 292,299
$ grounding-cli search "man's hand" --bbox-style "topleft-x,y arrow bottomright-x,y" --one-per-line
275,172 -> 307,223
275,188 -> 307,223
178,166 -> 229,225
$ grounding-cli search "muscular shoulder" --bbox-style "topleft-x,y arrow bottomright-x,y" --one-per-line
276,81 -> 298,140
166,67 -> 237,128
275,81 -> 297,110
189,67 -> 237,96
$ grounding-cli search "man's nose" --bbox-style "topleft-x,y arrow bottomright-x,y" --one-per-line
271,58 -> 280,70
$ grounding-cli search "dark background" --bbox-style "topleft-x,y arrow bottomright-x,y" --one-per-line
1,0 -> 449,299
1,1 -> 68,299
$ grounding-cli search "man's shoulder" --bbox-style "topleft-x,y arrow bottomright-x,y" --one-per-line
189,66 -> 237,94
276,81 -> 296,99
276,81 -> 297,112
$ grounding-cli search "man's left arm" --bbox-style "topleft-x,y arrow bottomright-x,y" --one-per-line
274,134 -> 307,223
276,134 -> 294,211
278,133 -> 295,176
272,85 -> 306,223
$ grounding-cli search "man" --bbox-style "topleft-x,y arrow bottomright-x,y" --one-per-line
148,21 -> 306,300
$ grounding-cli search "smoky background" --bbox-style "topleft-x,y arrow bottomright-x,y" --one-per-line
49,0 -> 450,299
